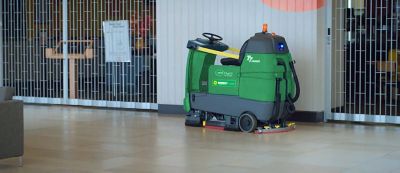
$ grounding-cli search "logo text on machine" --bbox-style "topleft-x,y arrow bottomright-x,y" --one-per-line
246,55 -> 260,63
215,69 -> 234,77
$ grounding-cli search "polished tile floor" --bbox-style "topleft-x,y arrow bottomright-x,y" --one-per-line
1,105 -> 400,173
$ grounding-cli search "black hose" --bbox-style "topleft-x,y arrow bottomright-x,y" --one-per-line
277,60 -> 296,117
285,98 -> 296,114
272,78 -> 281,118
288,61 -> 300,103
277,60 -> 288,99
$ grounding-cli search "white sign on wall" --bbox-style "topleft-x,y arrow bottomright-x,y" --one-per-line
103,20 -> 131,62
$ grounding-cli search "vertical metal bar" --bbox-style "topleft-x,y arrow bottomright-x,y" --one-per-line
365,0 -> 368,114
62,0 -> 69,102
350,1 -> 354,114
136,0 -> 140,102
19,0 -> 23,97
341,0 -> 345,113
71,0 -> 76,100
6,0 -> 10,88
69,0 -> 73,99
55,0 -> 58,98
376,0 -> 379,115
81,0 -> 85,99
79,0 -> 82,99
375,0 -> 378,115
393,0 -> 396,116
10,1 -> 14,90
116,0 -> 119,102
353,0 -> 357,114
34,1 -> 37,97
48,0 -> 51,99
368,0 -> 372,114
129,0 -> 132,103
8,1 -> 11,89
152,0 -> 156,103
38,1 -> 42,98
76,0 -> 79,99
35,1 -> 38,98
347,0 -> 352,113
386,0 -> 389,115
379,0 -> 382,115
77,0 -> 81,99
333,1 -> 337,115
18,0 -> 21,94
28,1 -> 32,97
87,0 -> 91,101
106,0 -> 110,101
0,0 -> 3,87
6,1 -> 9,88
100,0 -> 104,101
16,1 -> 20,95
51,0 -> 55,98
17,0 -> 21,95
121,0 -> 124,102
112,0 -> 116,102
133,0 -> 137,103
3,0 -> 6,88
144,0 -> 148,103
79,0 -> 83,100
354,1 -> 359,114
93,0 -> 96,101
339,0 -> 350,113
396,0 -> 399,116
363,0 -> 367,115
84,0 -> 87,100
15,0 -> 18,95
389,0 -> 392,115
358,1 -> 362,114
22,0 -> 27,97
56,0 -> 60,98
88,0 -> 92,101
45,0 -> 49,98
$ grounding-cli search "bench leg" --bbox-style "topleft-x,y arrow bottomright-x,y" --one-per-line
18,156 -> 23,167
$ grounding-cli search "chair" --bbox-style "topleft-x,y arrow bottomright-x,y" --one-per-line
0,87 -> 23,166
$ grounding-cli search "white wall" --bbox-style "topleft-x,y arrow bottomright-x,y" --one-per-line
157,0 -> 327,112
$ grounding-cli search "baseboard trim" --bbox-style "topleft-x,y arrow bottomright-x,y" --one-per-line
287,111 -> 324,122
158,104 -> 324,122
158,104 -> 187,114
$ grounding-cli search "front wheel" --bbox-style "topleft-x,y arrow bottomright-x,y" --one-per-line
239,113 -> 258,133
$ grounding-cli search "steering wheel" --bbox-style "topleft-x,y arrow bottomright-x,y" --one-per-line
202,33 -> 223,43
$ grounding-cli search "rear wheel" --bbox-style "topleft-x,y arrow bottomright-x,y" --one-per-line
239,113 -> 257,133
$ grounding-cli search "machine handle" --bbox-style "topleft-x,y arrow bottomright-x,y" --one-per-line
288,61 -> 300,102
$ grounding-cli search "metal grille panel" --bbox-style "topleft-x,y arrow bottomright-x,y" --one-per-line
1,0 -> 64,98
0,0 -> 157,109
331,0 -> 400,123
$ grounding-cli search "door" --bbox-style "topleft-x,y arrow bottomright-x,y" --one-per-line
0,0 -> 157,109
329,0 -> 400,124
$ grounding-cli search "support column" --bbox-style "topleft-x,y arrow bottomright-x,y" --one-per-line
62,0 -> 69,102
324,0 -> 332,122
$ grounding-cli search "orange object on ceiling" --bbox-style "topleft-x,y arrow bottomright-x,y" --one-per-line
261,0 -> 325,12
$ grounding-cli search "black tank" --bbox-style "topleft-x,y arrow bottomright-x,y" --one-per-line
244,32 -> 289,54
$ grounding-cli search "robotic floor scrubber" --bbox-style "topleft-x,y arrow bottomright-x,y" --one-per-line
183,24 -> 300,133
